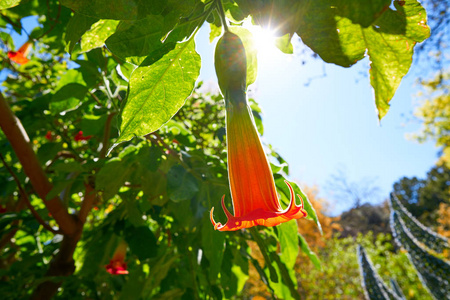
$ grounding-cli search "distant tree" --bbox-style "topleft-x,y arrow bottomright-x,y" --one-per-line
326,168 -> 381,209
338,203 -> 391,238
392,164 -> 450,227
415,0 -> 450,75
413,72 -> 450,167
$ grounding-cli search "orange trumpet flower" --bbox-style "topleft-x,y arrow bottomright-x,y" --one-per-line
105,240 -> 129,275
210,90 -> 307,231
7,42 -> 32,65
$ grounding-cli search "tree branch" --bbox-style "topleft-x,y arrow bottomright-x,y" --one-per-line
0,92 -> 79,235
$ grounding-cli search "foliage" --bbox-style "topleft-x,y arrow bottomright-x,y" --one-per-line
390,212 -> 450,299
358,245 -> 405,300
298,232 -> 431,300
338,202 -> 391,238
390,194 -> 449,254
357,193 -> 450,300
413,72 -> 450,167
392,164 -> 450,227
0,0 -> 434,299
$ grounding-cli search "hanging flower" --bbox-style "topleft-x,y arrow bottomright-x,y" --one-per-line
210,31 -> 307,231
7,42 -> 32,65
210,90 -> 308,231
105,240 -> 129,275
74,131 -> 93,141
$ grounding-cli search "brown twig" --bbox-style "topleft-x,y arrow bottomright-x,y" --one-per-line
99,112 -> 116,159
34,2 -> 61,40
0,153 -> 59,234
77,183 -> 96,224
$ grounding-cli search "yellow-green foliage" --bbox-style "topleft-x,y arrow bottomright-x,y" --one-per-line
414,72 -> 450,167
297,232 -> 432,300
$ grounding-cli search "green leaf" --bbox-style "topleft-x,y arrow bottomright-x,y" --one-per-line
166,164 -> 199,202
274,175 -> 322,234
201,215 -> 225,280
125,226 -> 158,260
277,221 -> 299,269
209,23 -> 222,43
50,83 -> 88,113
105,15 -> 165,61
335,0 -> 391,27
80,19 -> 119,53
250,228 -> 278,284
275,34 -> 293,54
118,265 -> 146,300
298,233 -> 321,270
0,0 -> 21,10
116,39 -> 200,143
295,0 -> 430,119
95,158 -> 132,200
296,2 -> 366,67
60,0 -> 166,20
65,13 -> 99,54
362,0 -> 430,119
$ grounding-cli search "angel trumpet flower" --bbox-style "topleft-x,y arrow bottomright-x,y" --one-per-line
210,31 -> 307,231
105,240 -> 129,275
7,42 -> 32,65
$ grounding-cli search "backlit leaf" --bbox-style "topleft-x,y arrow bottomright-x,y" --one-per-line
80,19 -> 119,53
116,39 -> 200,143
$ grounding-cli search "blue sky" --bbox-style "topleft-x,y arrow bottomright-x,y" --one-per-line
195,25 -> 438,213
3,18 -> 438,214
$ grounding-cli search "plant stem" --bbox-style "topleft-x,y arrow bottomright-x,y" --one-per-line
216,0 -> 229,32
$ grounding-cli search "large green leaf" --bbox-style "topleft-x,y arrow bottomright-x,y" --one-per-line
335,0 -> 391,27
201,215 -> 225,280
65,13 -> 99,53
80,19 -> 119,53
95,158 -> 132,200
298,233 -> 321,270
0,0 -> 21,10
362,0 -> 430,119
125,226 -> 158,260
296,0 -> 366,67
277,221 -> 299,269
105,15 -> 165,61
166,164 -> 199,202
295,0 -> 430,119
116,39 -> 200,143
60,0 -> 166,20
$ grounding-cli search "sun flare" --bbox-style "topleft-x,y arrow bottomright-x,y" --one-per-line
242,19 -> 278,57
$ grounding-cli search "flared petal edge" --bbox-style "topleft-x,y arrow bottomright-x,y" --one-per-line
210,181 -> 307,231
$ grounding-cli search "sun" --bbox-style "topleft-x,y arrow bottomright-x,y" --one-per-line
242,19 -> 278,57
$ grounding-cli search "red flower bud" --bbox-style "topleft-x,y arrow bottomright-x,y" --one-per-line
74,131 -> 93,141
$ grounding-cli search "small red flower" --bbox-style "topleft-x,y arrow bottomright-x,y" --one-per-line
105,240 -> 129,275
74,131 -> 93,141
45,131 -> 53,141
7,42 -> 32,65
0,205 -> 7,214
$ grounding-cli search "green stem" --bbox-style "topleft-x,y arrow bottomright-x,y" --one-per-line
216,0 -> 229,32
